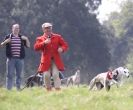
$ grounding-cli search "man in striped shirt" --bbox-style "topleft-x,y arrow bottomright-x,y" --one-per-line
0,24 -> 30,90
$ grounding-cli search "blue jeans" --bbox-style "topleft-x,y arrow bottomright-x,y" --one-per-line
6,58 -> 24,90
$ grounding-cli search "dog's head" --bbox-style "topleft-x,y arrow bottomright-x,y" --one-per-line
114,67 -> 130,78
123,68 -> 130,78
75,69 -> 80,76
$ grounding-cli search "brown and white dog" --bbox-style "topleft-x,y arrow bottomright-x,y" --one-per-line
89,70 -> 118,91
67,69 -> 80,87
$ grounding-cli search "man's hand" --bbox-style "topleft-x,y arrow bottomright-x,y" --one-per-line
58,47 -> 63,53
0,38 -> 11,47
44,38 -> 51,44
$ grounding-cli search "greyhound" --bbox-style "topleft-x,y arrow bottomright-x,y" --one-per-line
67,69 -> 80,87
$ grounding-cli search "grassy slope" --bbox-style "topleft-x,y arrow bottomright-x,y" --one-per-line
0,84 -> 133,110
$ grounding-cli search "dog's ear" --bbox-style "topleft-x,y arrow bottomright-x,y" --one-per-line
123,67 -> 127,69
116,70 -> 119,75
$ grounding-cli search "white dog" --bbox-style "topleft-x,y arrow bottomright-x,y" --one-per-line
110,67 -> 130,87
67,69 -> 80,87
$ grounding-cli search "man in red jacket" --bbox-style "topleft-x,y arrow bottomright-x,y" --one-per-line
34,22 -> 68,91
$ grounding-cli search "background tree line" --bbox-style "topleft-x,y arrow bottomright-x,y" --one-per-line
103,0 -> 133,71
0,0 -> 132,85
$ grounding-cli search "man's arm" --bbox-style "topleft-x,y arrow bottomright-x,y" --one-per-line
21,36 -> 30,48
34,37 -> 45,51
58,36 -> 68,53
0,38 -> 11,47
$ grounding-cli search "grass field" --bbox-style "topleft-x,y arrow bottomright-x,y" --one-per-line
0,83 -> 133,110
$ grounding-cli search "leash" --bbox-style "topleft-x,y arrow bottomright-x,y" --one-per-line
20,72 -> 39,91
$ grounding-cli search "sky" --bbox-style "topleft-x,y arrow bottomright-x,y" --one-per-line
97,0 -> 127,23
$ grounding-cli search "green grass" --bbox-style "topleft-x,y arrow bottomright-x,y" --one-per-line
0,84 -> 133,110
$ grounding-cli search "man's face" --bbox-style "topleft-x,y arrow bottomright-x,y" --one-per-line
43,26 -> 52,35
12,24 -> 20,34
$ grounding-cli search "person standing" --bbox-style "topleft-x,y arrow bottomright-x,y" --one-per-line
0,24 -> 30,90
34,22 -> 68,91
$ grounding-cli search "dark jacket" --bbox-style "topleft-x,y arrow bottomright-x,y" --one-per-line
4,33 -> 26,59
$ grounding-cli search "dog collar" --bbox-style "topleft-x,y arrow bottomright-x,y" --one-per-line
107,71 -> 113,80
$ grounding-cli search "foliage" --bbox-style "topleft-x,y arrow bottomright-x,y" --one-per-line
0,0 -> 111,84
104,0 -> 133,68
126,50 -> 133,72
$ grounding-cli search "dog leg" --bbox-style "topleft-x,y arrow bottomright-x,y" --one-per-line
96,82 -> 104,90
89,78 -> 96,90
67,78 -> 72,87
111,79 -> 119,88
26,78 -> 34,87
67,78 -> 70,87
105,80 -> 110,91
31,82 -> 34,87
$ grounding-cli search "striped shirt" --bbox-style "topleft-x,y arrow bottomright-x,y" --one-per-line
11,36 -> 21,58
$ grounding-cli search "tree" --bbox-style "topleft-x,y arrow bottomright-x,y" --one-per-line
0,0 -> 111,84
105,0 -> 133,69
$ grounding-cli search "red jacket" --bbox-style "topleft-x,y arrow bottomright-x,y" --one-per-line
34,33 -> 68,73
